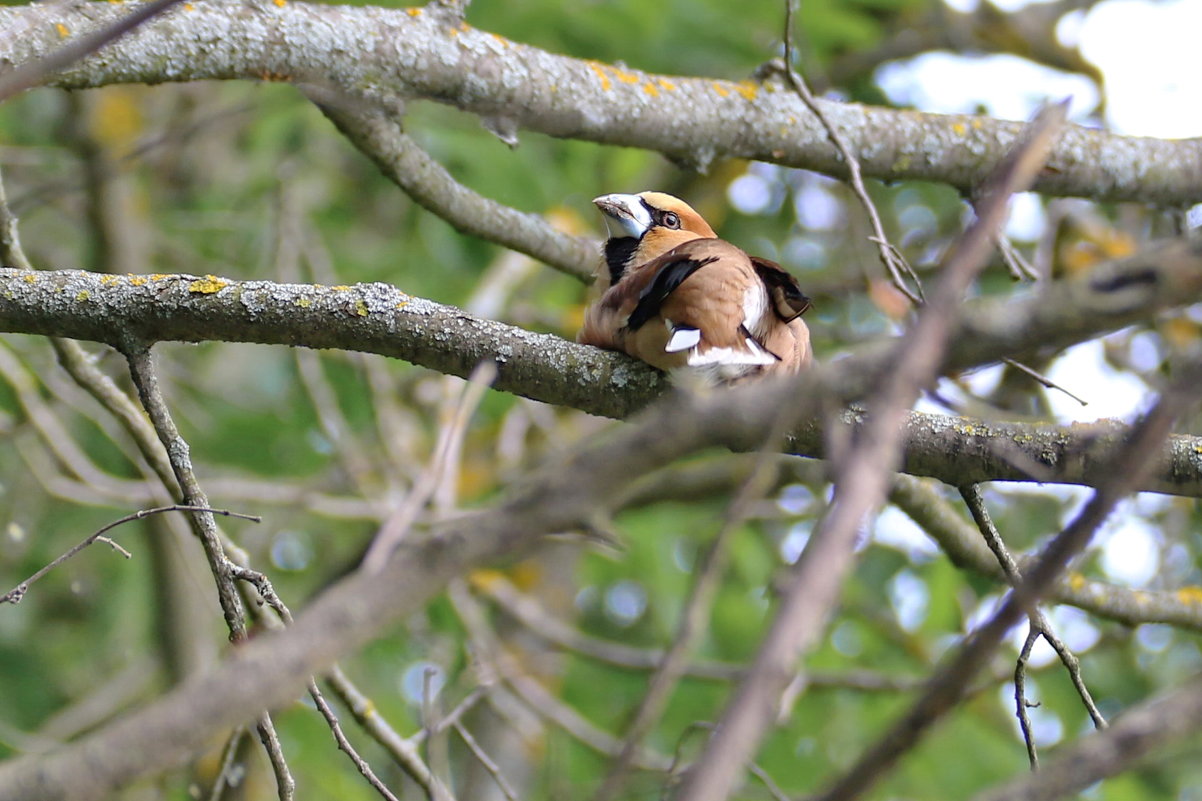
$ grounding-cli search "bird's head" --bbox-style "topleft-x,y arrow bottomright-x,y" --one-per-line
593,191 -> 716,286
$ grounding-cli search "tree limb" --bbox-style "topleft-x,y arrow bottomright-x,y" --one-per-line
2,236 -> 1202,492
2,2 -> 1200,205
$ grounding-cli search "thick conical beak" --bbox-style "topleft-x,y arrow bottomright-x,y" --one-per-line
593,193 -> 652,239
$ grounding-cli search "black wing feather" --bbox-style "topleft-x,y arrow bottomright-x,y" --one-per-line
751,256 -> 812,321
603,237 -> 639,285
626,255 -> 717,331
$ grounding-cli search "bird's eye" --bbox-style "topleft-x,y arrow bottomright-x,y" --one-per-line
662,212 -> 680,229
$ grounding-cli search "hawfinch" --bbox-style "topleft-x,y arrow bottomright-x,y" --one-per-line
578,192 -> 812,384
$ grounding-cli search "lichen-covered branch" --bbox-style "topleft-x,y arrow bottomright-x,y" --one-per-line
2,242 -> 1202,492
2,1 -> 1200,205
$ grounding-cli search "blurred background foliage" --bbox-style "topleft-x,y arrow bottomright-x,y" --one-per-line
1,0 -> 1201,798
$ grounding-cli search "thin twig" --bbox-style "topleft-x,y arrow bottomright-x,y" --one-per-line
1000,357 -> 1089,407
971,669 -> 1202,801
452,721 -> 519,801
226,566 -> 405,801
0,163 -> 33,270
254,716 -> 295,801
308,679 -> 401,801
961,484 -> 1107,733
1014,627 -> 1041,770
1,505 -> 259,605
781,1 -> 923,304
996,235 -> 1041,281
452,581 -> 674,773
593,408 -> 802,801
206,726 -> 248,801
362,360 -> 497,571
123,346 -> 294,801
326,665 -> 446,798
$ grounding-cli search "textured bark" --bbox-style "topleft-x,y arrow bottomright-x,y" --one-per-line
1,1 -> 1199,205
2,237 -> 1202,493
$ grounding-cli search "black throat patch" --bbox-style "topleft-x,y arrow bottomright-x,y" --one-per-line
604,237 -> 639,285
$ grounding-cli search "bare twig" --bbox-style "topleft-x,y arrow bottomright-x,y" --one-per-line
971,670 -> 1202,801
891,475 -> 1202,630
452,721 -> 519,801
122,346 -> 294,800
452,581 -> 673,774
325,666 -> 443,794
0,163 -> 33,270
999,357 -> 1089,407
362,360 -> 497,571
997,235 -> 1041,281
961,484 -> 1107,737
781,0 -> 923,304
594,410 -> 800,801
1,505 -> 259,605
320,106 -> 596,282
206,726 -> 248,801
228,564 -> 408,801
308,679 -> 400,801
254,717 -> 295,801
1014,627 -> 1042,770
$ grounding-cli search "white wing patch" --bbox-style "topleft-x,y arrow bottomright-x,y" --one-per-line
686,340 -> 776,367
742,282 -> 770,334
665,326 -> 702,353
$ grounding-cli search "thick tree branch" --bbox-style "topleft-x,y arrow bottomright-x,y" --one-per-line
2,2 -> 1199,205
2,236 -> 1202,491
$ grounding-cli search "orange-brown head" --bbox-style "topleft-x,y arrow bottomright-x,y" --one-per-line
593,192 -> 717,289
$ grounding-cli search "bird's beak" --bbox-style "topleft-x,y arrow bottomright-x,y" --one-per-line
593,193 -> 652,239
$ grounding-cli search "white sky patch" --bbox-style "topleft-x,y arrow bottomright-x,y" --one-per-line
1044,338 -> 1150,423
1079,0 -> 1202,137
1004,192 -> 1045,241
729,172 -> 774,215
1097,508 -> 1161,586
1047,605 -> 1102,653
875,52 -> 1099,122
874,504 -> 940,560
888,569 -> 930,632
604,580 -> 648,626
793,181 -> 842,230
965,592 -> 1004,634
780,520 -> 812,564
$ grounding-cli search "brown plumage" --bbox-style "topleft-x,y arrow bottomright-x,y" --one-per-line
578,192 -> 812,384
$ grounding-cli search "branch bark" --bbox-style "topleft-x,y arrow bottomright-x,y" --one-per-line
2,236 -> 1202,492
2,2 -> 1200,205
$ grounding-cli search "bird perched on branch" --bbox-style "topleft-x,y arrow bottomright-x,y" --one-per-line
578,191 -> 812,385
